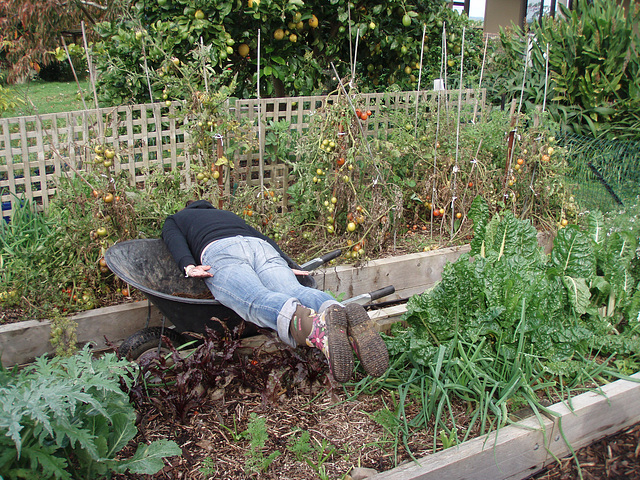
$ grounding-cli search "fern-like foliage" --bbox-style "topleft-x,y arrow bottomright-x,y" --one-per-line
0,346 -> 181,479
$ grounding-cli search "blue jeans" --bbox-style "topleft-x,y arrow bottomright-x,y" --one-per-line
200,236 -> 338,346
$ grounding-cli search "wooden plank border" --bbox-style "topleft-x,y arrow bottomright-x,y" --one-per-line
314,245 -> 471,301
371,373 -> 640,480
545,372 -> 640,459
0,301 -> 163,366
373,415 -> 555,480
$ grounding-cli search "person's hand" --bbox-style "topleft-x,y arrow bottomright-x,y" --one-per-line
185,265 -> 213,278
291,268 -> 310,276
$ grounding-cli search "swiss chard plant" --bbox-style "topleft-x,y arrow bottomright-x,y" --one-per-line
377,196 -> 639,452
402,196 -> 594,362
0,347 -> 181,480
400,196 -> 639,364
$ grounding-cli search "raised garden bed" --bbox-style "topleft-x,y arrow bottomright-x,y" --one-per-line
0,245 -> 470,367
373,372 -> 640,479
3,237 -> 638,480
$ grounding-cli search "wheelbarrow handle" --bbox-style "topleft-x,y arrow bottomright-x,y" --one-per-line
299,249 -> 343,271
368,285 -> 396,301
343,285 -> 395,306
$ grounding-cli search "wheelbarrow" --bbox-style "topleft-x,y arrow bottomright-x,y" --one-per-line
105,239 -> 394,360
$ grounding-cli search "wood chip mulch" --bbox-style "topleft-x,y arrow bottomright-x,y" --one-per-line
109,337 -> 464,480
531,423 -> 640,480
111,341 -> 640,480
0,306 -> 26,325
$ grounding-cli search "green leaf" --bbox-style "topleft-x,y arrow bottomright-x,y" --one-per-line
602,231 -> 637,302
219,2 -> 232,17
468,195 -> 491,256
482,211 -> 539,265
22,444 -> 72,480
550,226 -> 595,280
586,210 -> 605,245
106,410 -> 138,458
111,439 -> 182,474
562,276 -> 591,315
625,288 -> 640,324
593,106 -> 617,116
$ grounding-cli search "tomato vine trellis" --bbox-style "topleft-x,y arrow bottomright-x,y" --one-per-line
0,88 -> 486,219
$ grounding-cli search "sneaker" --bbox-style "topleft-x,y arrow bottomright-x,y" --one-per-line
344,303 -> 389,378
290,304 -> 354,383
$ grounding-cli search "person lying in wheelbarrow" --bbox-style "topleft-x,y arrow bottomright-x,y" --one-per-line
161,199 -> 389,383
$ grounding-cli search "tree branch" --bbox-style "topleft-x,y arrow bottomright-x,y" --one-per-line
76,0 -> 108,11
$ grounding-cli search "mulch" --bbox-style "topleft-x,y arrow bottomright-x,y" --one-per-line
109,334 -> 640,480
530,423 -> 640,480
112,346 -> 437,480
0,306 -> 26,325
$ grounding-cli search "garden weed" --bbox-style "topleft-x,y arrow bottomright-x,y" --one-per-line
242,413 -> 281,474
287,428 -> 336,480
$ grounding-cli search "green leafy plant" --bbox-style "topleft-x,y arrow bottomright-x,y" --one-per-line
242,413 -> 281,474
0,84 -> 24,114
287,428 -> 336,479
585,207 -> 640,337
495,0 -> 640,140
406,195 -> 598,361
198,457 -> 217,477
437,428 -> 458,449
0,346 -> 181,479
372,196 -> 640,453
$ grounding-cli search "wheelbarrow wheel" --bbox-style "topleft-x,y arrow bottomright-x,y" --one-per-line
118,326 -> 188,361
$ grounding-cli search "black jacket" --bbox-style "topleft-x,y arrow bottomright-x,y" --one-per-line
161,200 -> 288,272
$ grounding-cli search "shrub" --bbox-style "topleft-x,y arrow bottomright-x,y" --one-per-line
0,84 -> 24,115
492,0 -> 640,140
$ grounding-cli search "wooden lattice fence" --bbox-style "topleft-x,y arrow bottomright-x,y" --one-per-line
0,88 -> 485,219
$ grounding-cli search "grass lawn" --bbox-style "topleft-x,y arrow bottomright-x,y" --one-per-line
2,79 -> 94,117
